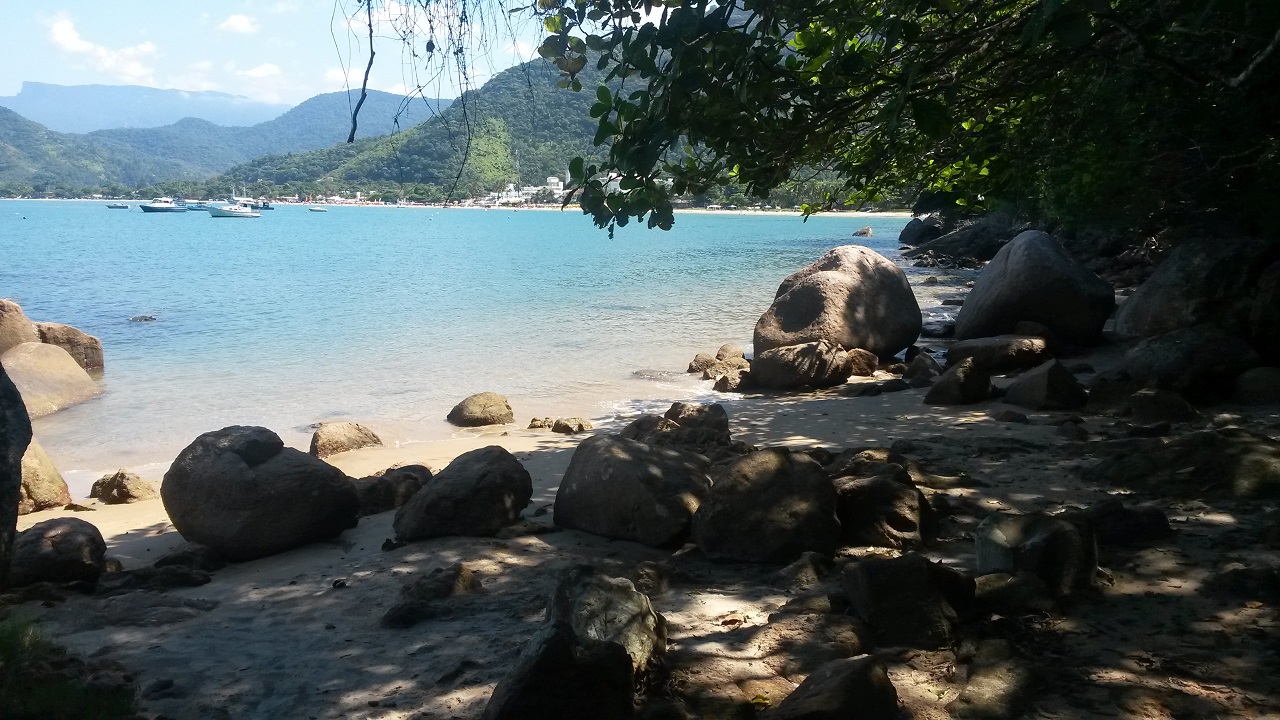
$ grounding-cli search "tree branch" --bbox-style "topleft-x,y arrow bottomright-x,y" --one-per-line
347,0 -> 377,143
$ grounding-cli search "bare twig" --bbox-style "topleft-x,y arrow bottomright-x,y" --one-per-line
348,0 -> 377,143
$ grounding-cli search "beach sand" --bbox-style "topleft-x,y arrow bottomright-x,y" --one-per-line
13,369 -> 1280,719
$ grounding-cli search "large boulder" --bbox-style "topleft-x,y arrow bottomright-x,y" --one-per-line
946,335 -> 1052,373
1086,428 -> 1280,499
1114,237 -> 1280,340
555,435 -> 711,548
692,449 -> 841,563
19,439 -> 72,514
89,469 -> 159,505
842,552 -> 974,649
8,517 -> 106,588
1124,325 -> 1261,399
751,341 -> 858,390
0,342 -> 102,418
161,425 -> 360,561
393,445 -> 532,541
903,212 -> 1021,263
35,322 -> 103,371
1,362 -> 33,590
447,392 -> 514,426
833,467 -> 938,550
899,216 -> 944,246
754,246 -> 921,358
309,421 -> 382,458
0,299 -> 39,356
1001,360 -> 1088,411
954,231 -> 1115,345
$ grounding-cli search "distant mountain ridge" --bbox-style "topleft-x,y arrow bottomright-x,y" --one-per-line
0,82 -> 291,133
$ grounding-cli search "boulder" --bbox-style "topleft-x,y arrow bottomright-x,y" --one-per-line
902,351 -> 943,382
701,356 -> 751,380
664,401 -> 729,434
0,342 -> 102,418
446,392 -> 514,426
88,469 -> 157,505
687,353 -> 716,373
692,449 -> 841,564
903,212 -> 1020,263
832,466 -> 938,549
899,215 -> 944,246
954,231 -> 1115,345
0,299 -> 39,356
713,368 -> 752,392
161,425 -> 360,561
7,517 -> 106,588
481,567 -> 664,720
528,417 -> 554,429
19,439 -> 72,514
0,362 -> 33,589
842,553 -> 974,648
1001,360 -> 1087,411
381,562 -> 485,628
1127,388 -> 1198,425
619,403 -> 736,453
751,341 -> 858,390
309,421 -> 382,458
1233,366 -> 1280,405
770,656 -> 899,720
1114,237 -> 1280,340
1124,325 -> 1261,399
975,513 -> 1097,598
754,246 -> 921,358
555,435 -> 711,547
946,335 -> 1052,373
351,464 -> 431,516
924,357 -> 992,405
35,322 -> 103,371
393,445 -> 532,541
552,417 -> 592,434
715,344 -> 745,361
948,640 -> 1032,719
1086,428 -> 1280,499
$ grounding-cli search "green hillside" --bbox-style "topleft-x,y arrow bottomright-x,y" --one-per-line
0,107 -> 154,189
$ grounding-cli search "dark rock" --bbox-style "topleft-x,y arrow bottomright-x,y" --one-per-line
309,421 -> 382,458
380,562 -> 484,628
991,410 -> 1030,424
1063,499 -> 1171,545
924,357 -> 992,405
974,572 -> 1055,614
96,565 -> 211,596
8,517 -> 106,587
619,405 -> 733,451
1057,421 -> 1090,442
842,552 -> 973,648
770,656 -> 898,720
771,552 -> 834,594
903,212 -> 1020,263
19,439 -> 71,514
1002,360 -> 1087,411
153,542 -> 226,572
1086,428 -> 1280,499
754,245 -> 922,358
946,335 -> 1052,373
0,361 -> 32,589
900,216 -> 945,246
1124,325 -> 1261,400
954,230 -> 1115,345
664,402 -> 729,434
1203,564 -> 1280,602
1234,366 -> 1280,405
447,392 -> 514,426
832,469 -> 938,549
1084,371 -> 1142,416
555,435 -> 711,547
89,469 -> 158,504
975,513 -> 1096,598
1127,388 -> 1199,425
693,449 -> 841,564
35,321 -> 104,371
630,560 -> 672,598
393,445 -> 532,541
161,425 -> 359,561
352,464 -> 431,516
902,351 -> 943,382
752,341 -> 858,390
1012,320 -> 1058,350
948,640 -> 1032,719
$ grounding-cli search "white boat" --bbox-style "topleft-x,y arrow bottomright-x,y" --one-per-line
139,197 -> 188,213
207,203 -> 262,218
106,203 -> 129,209
308,206 -> 328,212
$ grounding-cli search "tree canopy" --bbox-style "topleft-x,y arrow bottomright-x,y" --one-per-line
364,0 -> 1279,236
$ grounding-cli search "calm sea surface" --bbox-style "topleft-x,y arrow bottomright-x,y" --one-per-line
1,200 -> 920,492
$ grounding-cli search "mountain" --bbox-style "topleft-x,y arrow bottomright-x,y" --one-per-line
0,82 -> 291,133
0,90 -> 454,185
220,60 -> 602,193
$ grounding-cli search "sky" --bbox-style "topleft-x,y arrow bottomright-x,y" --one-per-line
0,1 -> 545,106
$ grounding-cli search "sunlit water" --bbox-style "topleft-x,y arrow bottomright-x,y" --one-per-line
1,200 -> 943,493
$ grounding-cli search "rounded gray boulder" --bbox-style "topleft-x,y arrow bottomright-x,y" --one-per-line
393,445 -> 532,541
309,421 -> 382,459
447,392 -> 514,426
8,517 -> 107,587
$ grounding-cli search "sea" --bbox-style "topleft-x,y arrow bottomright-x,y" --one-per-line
1,200 -> 958,496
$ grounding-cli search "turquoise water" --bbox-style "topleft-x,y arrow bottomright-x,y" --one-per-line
1,200 -> 915,489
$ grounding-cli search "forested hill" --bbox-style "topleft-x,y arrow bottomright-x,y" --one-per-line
0,107 -> 133,187
218,59 -> 603,195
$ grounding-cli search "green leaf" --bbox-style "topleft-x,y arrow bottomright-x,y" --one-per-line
597,85 -> 612,104
910,97 -> 951,139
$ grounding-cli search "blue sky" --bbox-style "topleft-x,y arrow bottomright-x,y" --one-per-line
0,1 -> 544,105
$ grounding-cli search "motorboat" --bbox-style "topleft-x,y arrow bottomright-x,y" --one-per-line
185,201 -> 214,211
106,203 -> 129,209
207,203 -> 262,218
139,197 -> 188,213
249,198 -> 274,210
308,206 -> 328,212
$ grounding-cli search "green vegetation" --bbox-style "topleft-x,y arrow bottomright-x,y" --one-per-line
0,616 -> 136,719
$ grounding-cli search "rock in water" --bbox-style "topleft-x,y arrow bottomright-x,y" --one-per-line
754,245 -> 922,358
555,435 -> 711,547
0,299 -> 39,356
8,517 -> 106,588
1002,359 -> 1087,410
771,656 -> 899,720
975,512 -> 1097,598
954,230 -> 1114,345
752,341 -> 858,390
161,425 -> 360,561
309,421 -> 382,458
0,361 -> 33,589
89,468 -> 157,505
447,392 -> 514,426
393,445 -> 532,541
0,342 -> 102,418
35,322 -> 104,371
693,449 -> 841,563
19,439 -> 71,514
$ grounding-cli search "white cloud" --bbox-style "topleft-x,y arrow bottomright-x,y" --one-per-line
218,14 -> 259,34
48,13 -> 157,84
239,63 -> 282,79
